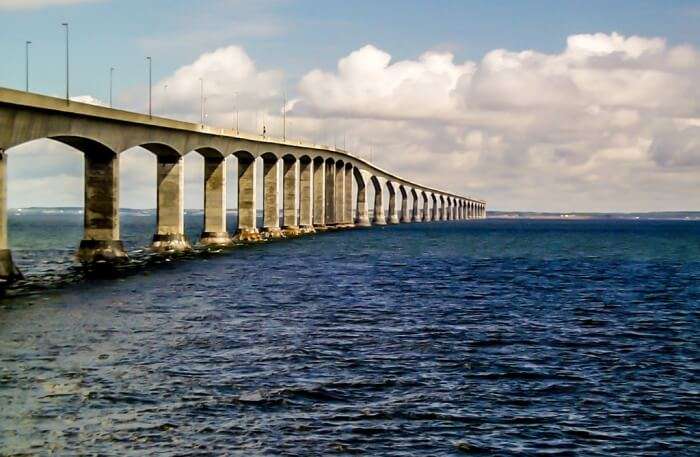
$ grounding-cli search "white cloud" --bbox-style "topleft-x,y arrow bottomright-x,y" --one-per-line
0,0 -> 103,10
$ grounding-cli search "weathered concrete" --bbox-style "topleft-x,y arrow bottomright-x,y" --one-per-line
78,148 -> 128,262
0,150 -> 21,281
324,159 -> 336,226
153,154 -> 191,252
387,181 -> 400,224
334,161 -> 345,226
343,164 -> 353,226
261,154 -> 283,239
431,194 -> 438,221
200,155 -> 231,246
411,188 -> 420,222
281,155 -> 301,236
439,196 -> 446,221
354,168 -> 371,227
313,157 -> 326,229
298,156 -> 314,233
371,176 -> 386,225
422,192 -> 430,222
233,152 -> 260,242
399,186 -> 410,223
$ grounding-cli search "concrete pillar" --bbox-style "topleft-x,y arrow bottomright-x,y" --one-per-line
313,158 -> 326,229
355,170 -> 371,227
440,197 -> 446,221
387,183 -> 399,224
399,187 -> 410,223
233,154 -> 260,242
324,160 -> 335,226
431,196 -> 438,221
0,150 -> 21,282
78,151 -> 128,263
422,193 -> 430,222
447,199 -> 453,221
299,157 -> 314,233
372,177 -> 386,225
469,202 -> 473,219
262,155 -> 283,238
281,155 -> 300,236
343,165 -> 353,226
200,156 -> 231,246
152,155 -> 191,252
334,162 -> 345,226
411,189 -> 420,222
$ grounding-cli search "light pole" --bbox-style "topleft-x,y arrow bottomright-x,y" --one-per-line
62,22 -> 69,101
282,91 -> 287,141
199,78 -> 204,125
234,91 -> 239,134
25,41 -> 31,92
109,67 -> 114,108
146,56 -> 152,117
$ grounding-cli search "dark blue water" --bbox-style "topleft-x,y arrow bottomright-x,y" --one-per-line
1,217 -> 698,455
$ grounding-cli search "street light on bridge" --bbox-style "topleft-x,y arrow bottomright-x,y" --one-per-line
146,56 -> 152,117
199,77 -> 205,125
25,41 -> 31,93
61,22 -> 69,102
109,67 -> 114,108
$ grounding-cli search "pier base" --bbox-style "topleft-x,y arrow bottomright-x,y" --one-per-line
299,225 -> 316,234
199,231 -> 233,247
77,240 -> 128,263
0,249 -> 22,283
151,234 -> 191,252
261,227 -> 285,239
282,226 -> 303,237
233,228 -> 262,243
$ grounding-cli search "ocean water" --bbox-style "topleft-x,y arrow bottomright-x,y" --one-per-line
0,215 -> 698,455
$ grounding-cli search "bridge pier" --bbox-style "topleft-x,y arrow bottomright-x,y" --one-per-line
355,171 -> 371,227
342,164 -> 354,227
324,159 -> 336,226
298,157 -> 314,233
233,153 -> 260,242
334,162 -> 346,227
422,193 -> 430,222
411,189 -> 420,222
372,178 -> 386,225
0,150 -> 21,282
313,157 -> 326,230
399,187 -> 410,223
200,156 -> 232,246
152,155 -> 191,252
261,155 -> 283,239
78,151 -> 128,262
282,155 -> 301,237
387,183 -> 399,224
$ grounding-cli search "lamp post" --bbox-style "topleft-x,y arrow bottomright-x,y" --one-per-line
234,91 -> 239,134
146,56 -> 152,117
61,22 -> 69,101
199,78 -> 204,125
109,67 -> 114,108
282,91 -> 287,141
25,41 -> 31,92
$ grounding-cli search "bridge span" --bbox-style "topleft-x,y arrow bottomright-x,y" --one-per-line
0,87 -> 486,282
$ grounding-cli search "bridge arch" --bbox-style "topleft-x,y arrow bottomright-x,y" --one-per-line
353,167 -> 370,226
369,175 -> 386,225
386,181 -> 399,224
410,188 -> 419,222
421,191 -> 430,221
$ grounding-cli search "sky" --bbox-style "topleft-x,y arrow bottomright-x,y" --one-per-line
1,0 -> 699,212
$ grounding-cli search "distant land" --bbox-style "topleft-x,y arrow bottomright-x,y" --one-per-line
9,207 -> 700,220
489,211 -> 700,220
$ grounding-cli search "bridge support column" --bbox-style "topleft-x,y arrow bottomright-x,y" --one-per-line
78,151 -> 128,263
0,150 -> 21,282
422,194 -> 430,222
262,156 -> 283,239
399,188 -> 410,223
324,160 -> 335,226
355,176 -> 371,227
313,158 -> 326,229
387,184 -> 399,224
299,157 -> 315,234
372,180 -> 386,225
282,156 -> 301,237
200,156 -> 231,246
411,191 -> 420,222
343,165 -> 353,227
233,155 -> 260,242
152,155 -> 191,252
334,162 -> 345,227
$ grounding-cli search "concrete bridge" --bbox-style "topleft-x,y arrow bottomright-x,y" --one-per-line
0,87 -> 486,282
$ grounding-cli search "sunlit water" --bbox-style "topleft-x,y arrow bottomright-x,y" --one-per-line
1,214 -> 698,455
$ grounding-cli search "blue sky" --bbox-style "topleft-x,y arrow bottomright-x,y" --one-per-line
2,0 -> 699,101
1,0 -> 699,212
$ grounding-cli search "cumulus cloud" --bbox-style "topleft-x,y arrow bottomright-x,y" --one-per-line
0,0 -> 103,10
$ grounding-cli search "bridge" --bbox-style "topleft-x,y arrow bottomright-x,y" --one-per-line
0,87 -> 486,282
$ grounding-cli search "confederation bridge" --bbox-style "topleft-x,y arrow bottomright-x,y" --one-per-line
0,87 -> 486,282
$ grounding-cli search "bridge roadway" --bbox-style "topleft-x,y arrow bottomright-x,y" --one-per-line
0,87 -> 486,282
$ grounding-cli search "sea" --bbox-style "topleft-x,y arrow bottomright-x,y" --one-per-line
0,211 -> 698,455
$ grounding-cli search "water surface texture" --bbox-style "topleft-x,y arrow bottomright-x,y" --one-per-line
1,218 -> 698,455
